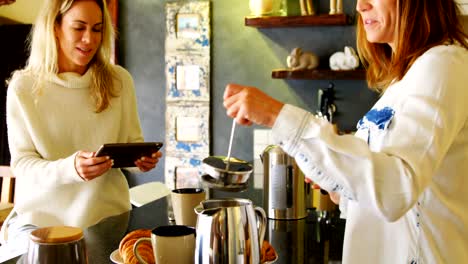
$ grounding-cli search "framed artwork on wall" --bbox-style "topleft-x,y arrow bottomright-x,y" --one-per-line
165,154 -> 206,189
174,166 -> 201,189
165,1 -> 211,188
176,116 -> 202,142
165,54 -> 210,102
176,65 -> 200,91
165,1 -> 210,53
165,103 -> 210,155
176,13 -> 201,39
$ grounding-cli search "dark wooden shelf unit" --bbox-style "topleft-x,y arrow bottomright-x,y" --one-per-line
245,14 -> 350,28
272,68 -> 366,80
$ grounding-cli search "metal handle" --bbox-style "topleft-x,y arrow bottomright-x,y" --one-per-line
254,206 -> 267,248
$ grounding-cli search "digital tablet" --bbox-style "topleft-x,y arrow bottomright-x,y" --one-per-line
95,142 -> 163,168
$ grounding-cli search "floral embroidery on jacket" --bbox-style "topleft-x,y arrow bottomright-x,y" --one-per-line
356,107 -> 395,146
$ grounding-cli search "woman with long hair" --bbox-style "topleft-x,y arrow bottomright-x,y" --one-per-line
0,0 -> 161,253
223,0 -> 468,262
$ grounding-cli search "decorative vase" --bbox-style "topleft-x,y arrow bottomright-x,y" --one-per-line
249,0 -> 281,16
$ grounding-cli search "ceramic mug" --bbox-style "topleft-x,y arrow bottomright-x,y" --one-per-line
133,225 -> 196,264
171,188 -> 205,227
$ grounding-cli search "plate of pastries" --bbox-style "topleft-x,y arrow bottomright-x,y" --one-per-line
110,229 -> 154,264
111,228 -> 278,264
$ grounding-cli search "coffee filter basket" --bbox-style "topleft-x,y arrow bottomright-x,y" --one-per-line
201,155 -> 252,191
200,119 -> 254,191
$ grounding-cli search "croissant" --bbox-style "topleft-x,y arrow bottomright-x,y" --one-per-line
118,229 -> 155,264
260,240 -> 277,263
245,239 -> 277,263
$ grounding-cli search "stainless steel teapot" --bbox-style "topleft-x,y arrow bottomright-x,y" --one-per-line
194,198 -> 267,264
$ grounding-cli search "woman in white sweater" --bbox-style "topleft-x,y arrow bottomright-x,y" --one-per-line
1,0 -> 161,251
224,0 -> 468,263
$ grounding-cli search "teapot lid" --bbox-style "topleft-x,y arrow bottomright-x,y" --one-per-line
195,198 -> 253,214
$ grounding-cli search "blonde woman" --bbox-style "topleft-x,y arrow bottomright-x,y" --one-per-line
224,0 -> 468,263
0,0 -> 161,253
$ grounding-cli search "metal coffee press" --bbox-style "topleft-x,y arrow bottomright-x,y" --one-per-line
201,119 -> 253,193
261,145 -> 307,220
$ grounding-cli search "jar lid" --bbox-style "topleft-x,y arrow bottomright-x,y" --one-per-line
29,226 -> 84,244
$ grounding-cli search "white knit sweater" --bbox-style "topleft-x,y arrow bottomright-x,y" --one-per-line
5,65 -> 143,229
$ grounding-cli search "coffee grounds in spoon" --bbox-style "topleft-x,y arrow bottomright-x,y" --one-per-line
203,156 -> 252,172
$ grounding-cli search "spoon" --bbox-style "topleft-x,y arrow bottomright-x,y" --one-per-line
225,119 -> 236,171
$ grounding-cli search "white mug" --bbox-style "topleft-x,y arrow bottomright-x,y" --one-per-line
133,225 -> 196,264
171,188 -> 205,227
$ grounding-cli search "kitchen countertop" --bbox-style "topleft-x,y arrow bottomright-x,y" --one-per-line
2,195 -> 345,264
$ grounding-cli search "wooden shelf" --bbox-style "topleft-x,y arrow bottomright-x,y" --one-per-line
272,68 -> 366,80
245,14 -> 351,28
245,14 -> 362,81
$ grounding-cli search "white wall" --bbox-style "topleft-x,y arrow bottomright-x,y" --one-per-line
0,0 -> 44,24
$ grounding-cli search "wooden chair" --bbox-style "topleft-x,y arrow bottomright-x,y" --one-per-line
0,166 -> 15,227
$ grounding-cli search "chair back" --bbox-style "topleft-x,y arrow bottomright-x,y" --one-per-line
0,166 -> 15,204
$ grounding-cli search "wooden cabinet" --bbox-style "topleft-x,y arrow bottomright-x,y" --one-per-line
456,0 -> 468,15
245,14 -> 350,27
272,68 -> 365,80
0,24 -> 32,165
245,14 -> 365,80
107,0 -> 119,63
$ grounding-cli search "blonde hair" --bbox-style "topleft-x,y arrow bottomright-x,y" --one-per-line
356,0 -> 468,93
21,0 -> 119,112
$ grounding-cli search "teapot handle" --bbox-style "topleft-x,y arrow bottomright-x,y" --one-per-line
254,206 -> 267,247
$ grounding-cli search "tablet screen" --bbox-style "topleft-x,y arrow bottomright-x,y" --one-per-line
95,142 -> 163,168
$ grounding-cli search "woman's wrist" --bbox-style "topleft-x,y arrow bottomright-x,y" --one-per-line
267,101 -> 285,127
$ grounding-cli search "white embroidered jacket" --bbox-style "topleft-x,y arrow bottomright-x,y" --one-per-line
271,44 -> 468,263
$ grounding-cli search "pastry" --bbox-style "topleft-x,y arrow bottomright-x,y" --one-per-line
118,229 -> 152,253
260,240 -> 277,263
118,229 -> 155,264
245,239 -> 277,263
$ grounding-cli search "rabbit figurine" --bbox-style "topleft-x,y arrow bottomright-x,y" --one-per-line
286,47 -> 319,71
329,46 -> 360,71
